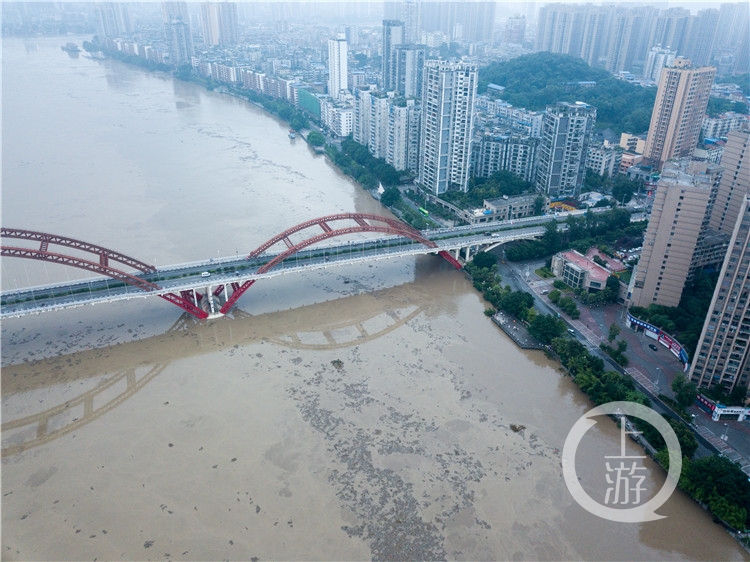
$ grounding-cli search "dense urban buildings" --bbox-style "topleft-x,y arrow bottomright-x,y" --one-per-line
533,2 -> 748,76
419,60 -> 477,195
535,101 -> 596,199
690,195 -> 750,394
642,58 -> 716,171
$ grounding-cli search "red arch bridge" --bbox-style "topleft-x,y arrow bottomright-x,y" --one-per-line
1,213 -> 551,319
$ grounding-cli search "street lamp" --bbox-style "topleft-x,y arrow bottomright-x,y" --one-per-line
654,367 -> 661,392
722,423 -> 729,441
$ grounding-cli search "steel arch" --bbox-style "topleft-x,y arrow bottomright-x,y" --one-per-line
1,228 -> 207,319
246,213 -> 422,259
1,228 -> 157,272
220,214 -> 457,315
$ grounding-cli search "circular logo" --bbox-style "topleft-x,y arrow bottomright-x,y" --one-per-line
562,401 -> 682,523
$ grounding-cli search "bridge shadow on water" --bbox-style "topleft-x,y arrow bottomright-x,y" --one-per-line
1,265 -> 461,457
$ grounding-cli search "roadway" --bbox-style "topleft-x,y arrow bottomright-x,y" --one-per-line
0,208 -> 611,318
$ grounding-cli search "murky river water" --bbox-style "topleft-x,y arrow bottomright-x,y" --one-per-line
2,36 -> 747,561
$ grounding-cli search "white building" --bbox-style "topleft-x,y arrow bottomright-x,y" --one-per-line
368,93 -> 391,159
327,34 -> 348,100
587,142 -> 622,178
643,46 -> 676,82
702,112 -> 749,139
320,98 -> 353,137
387,99 -> 421,173
473,134 -> 538,183
419,60 -> 477,195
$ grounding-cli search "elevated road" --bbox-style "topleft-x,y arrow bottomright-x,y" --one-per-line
1,209 -> 603,319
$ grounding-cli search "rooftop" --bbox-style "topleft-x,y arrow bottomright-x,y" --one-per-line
560,250 -> 611,284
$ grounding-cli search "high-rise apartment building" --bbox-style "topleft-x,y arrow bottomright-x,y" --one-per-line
709,128 -> 750,236
651,7 -> 690,58
419,60 -> 477,195
689,195 -> 750,394
391,44 -> 425,99
162,2 -> 189,23
503,15 -> 526,45
387,99 -> 421,174
368,92 -> 391,160
473,135 -> 538,184
630,160 -> 725,308
327,35 -> 348,100
382,20 -> 404,92
96,2 -> 132,38
420,2 -> 494,44
683,9 -> 719,67
605,6 -> 658,74
642,58 -> 716,171
402,0 -> 421,44
200,2 -> 238,46
162,1 -> 192,67
643,46 -> 676,82
164,20 -> 193,66
535,102 -> 596,199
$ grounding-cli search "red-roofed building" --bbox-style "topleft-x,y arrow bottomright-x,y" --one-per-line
551,250 -> 614,292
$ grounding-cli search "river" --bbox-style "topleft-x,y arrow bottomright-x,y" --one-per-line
1,36 -> 747,561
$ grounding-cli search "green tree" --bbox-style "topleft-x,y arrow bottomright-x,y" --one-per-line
528,314 -> 565,344
472,251 -> 497,270
380,187 -> 401,207
608,323 -> 621,342
307,131 -> 325,147
499,290 -> 534,317
672,374 -> 698,410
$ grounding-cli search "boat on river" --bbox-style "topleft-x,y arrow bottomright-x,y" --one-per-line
61,42 -> 81,53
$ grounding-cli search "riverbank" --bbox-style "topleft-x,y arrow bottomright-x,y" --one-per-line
492,312 -> 546,351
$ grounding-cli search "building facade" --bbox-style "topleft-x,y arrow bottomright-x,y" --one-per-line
419,60 -> 477,195
702,112 -> 749,139
164,20 -> 192,66
392,44 -> 425,99
709,128 -> 750,237
689,195 -> 750,394
382,20 -> 404,92
587,143 -> 622,178
630,160 -> 725,307
643,46 -> 676,82
200,2 -> 238,46
327,35 -> 348,100
535,101 -> 596,198
642,58 -> 716,171
387,99 -> 421,173
473,134 -> 538,184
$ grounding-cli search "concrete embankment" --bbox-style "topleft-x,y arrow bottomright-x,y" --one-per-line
491,313 -> 545,351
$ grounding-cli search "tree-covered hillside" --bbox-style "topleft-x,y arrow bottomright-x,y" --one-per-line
479,52 -> 656,135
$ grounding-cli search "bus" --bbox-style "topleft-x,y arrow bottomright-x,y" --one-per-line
418,207 -> 429,216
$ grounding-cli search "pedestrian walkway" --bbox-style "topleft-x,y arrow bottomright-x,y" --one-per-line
625,367 -> 659,395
